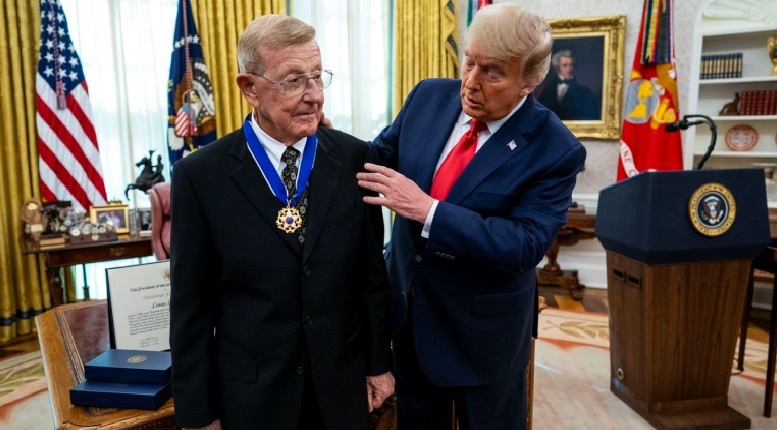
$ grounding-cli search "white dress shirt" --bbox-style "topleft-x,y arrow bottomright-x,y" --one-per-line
421,97 -> 527,238
247,112 -> 306,191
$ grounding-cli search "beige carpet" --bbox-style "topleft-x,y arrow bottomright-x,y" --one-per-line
533,308 -> 775,429
0,309 -> 773,429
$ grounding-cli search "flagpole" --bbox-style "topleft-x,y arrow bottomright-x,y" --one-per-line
47,0 -> 67,109
181,0 -> 195,150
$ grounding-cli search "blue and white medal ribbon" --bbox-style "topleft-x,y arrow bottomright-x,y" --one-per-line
243,116 -> 317,233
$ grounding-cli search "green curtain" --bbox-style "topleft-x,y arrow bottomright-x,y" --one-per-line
392,0 -> 458,117
192,0 -> 287,136
0,0 -> 51,342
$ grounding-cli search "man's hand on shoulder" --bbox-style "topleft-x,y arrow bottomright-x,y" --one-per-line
366,371 -> 395,412
357,163 -> 434,223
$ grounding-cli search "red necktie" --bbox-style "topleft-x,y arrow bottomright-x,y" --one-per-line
430,118 -> 487,201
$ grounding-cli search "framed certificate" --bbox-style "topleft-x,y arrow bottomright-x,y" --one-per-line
106,261 -> 171,351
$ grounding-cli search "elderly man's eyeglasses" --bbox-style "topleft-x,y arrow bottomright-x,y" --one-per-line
252,70 -> 333,95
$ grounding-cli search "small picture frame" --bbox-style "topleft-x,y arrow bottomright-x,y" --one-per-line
41,200 -> 72,236
90,204 -> 130,234
137,207 -> 152,232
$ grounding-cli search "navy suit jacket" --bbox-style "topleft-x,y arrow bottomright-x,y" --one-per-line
371,78 -> 586,387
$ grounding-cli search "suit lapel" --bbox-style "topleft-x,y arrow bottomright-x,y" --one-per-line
416,90 -> 462,192
445,96 -> 538,205
301,130 -> 341,262
228,134 -> 303,254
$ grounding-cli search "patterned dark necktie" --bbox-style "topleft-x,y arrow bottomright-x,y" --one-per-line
281,146 -> 308,244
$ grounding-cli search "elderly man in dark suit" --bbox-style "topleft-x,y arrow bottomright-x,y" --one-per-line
357,4 -> 586,430
169,14 -> 394,430
538,49 -> 599,120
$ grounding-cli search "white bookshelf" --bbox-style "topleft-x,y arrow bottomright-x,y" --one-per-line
687,1 -> 777,170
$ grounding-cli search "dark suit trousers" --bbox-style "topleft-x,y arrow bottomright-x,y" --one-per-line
394,301 -> 527,430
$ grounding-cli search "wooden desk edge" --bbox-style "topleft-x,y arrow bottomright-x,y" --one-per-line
36,303 -> 174,429
37,308 -> 72,428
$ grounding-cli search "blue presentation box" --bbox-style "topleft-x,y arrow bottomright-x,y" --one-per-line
84,349 -> 171,384
69,380 -> 172,410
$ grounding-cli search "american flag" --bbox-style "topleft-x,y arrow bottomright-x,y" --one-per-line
36,0 -> 107,210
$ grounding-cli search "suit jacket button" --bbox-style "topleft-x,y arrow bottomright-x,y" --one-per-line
297,366 -> 304,375
303,266 -> 311,276
401,291 -> 407,299
304,316 -> 313,325
415,255 -> 422,262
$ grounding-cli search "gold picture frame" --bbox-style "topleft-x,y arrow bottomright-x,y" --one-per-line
90,204 -> 131,234
534,15 -> 626,140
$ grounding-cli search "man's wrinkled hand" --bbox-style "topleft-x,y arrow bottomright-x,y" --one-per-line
366,372 -> 395,412
357,163 -> 434,223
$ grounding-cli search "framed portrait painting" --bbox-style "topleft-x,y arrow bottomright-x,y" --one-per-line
534,15 -> 626,140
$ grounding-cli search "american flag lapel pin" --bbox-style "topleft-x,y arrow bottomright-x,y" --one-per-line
507,141 -> 517,150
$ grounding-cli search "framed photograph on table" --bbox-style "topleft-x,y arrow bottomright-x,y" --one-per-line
137,207 -> 152,234
533,15 -> 626,139
90,205 -> 130,234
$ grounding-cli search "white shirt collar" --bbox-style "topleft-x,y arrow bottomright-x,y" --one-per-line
249,111 -> 307,171
457,96 -> 527,134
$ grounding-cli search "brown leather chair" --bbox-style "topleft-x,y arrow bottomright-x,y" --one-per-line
149,182 -> 171,260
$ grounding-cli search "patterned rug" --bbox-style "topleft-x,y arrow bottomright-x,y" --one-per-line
0,350 -> 51,429
0,309 -> 773,429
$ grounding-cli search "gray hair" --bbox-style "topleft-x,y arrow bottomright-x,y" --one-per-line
465,3 -> 553,87
551,50 -> 574,68
237,15 -> 316,75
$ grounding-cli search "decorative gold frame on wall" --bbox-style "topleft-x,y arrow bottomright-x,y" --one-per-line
544,15 -> 626,140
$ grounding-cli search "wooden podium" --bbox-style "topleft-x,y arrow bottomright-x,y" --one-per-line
596,170 -> 771,429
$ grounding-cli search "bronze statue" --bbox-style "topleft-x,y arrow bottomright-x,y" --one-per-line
718,92 -> 739,116
125,150 -> 165,199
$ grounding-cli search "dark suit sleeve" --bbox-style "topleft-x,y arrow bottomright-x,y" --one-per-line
169,161 -> 219,427
321,127 -> 393,376
361,183 -> 393,375
428,142 -> 586,273
369,81 -> 423,168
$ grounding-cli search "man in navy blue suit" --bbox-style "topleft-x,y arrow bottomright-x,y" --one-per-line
357,4 -> 586,429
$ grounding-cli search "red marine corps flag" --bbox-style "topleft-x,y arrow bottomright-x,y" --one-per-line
36,0 -> 107,210
617,0 -> 683,181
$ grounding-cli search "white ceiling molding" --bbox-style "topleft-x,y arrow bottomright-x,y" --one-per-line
703,0 -> 777,25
